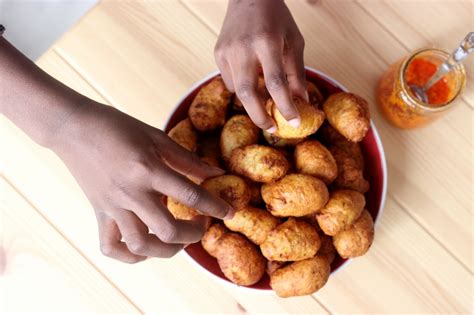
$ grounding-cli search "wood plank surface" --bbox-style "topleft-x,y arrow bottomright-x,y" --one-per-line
1,0 -> 473,313
0,178 -> 140,313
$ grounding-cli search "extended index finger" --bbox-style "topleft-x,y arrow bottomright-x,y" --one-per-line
258,46 -> 301,127
152,161 -> 234,220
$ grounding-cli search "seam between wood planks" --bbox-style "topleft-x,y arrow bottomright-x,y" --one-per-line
391,195 -> 473,274
355,0 -> 473,110
1,175 -> 145,315
52,47 -> 120,110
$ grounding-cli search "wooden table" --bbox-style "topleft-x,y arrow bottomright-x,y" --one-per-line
1,1 -> 473,313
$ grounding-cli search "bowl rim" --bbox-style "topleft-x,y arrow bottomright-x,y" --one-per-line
168,66 -> 388,293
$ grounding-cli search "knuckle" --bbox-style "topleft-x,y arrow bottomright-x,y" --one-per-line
236,35 -> 253,48
266,72 -> 288,91
214,45 -> 226,62
180,185 -> 202,207
253,30 -> 276,44
127,234 -> 148,254
160,248 -> 180,259
236,83 -> 257,101
126,257 -> 144,264
251,115 -> 273,130
100,244 -> 114,257
293,35 -> 305,50
158,224 -> 179,243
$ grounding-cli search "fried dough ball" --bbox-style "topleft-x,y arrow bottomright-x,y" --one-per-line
233,75 -> 269,110
266,261 -> 286,276
307,81 -> 324,106
202,175 -> 250,209
294,140 -> 338,184
260,218 -> 320,261
330,145 -> 369,193
224,205 -> 280,245
323,92 -> 370,142
320,125 -> 369,193
220,115 -> 260,161
316,189 -> 365,236
215,233 -> 266,286
229,145 -> 289,183
266,97 -> 325,139
333,210 -> 374,258
167,197 -> 200,220
198,134 -> 222,168
270,256 -> 330,297
167,118 -> 198,152
189,76 -> 231,131
318,234 -> 336,264
261,174 -> 329,217
201,223 -> 228,258
262,130 -> 304,147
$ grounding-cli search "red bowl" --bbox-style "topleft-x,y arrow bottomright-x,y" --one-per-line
165,67 -> 387,292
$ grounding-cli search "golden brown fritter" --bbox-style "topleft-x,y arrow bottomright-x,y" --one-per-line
189,76 -> 231,131
167,118 -> 198,152
229,145 -> 290,183
202,175 -> 251,209
261,174 -> 329,217
294,140 -> 338,184
224,205 -> 280,245
317,189 -> 365,236
220,115 -> 260,161
266,260 -> 286,276
216,233 -> 266,286
333,209 -> 374,258
266,97 -> 325,139
307,81 -> 324,106
318,234 -> 336,264
329,145 -> 369,193
319,125 -> 369,193
323,92 -> 370,142
167,197 -> 200,220
270,256 -> 330,297
260,218 -> 320,261
262,130 -> 304,147
201,223 -> 228,258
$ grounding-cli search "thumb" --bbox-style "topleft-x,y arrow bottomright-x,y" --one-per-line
156,131 -> 225,182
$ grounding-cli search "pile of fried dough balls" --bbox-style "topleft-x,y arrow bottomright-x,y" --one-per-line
167,75 -> 375,298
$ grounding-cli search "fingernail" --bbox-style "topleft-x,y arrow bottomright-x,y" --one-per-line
266,126 -> 278,134
223,207 -> 235,221
289,117 -> 301,128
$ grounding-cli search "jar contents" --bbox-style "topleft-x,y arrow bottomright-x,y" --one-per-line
377,48 -> 466,129
405,58 -> 450,106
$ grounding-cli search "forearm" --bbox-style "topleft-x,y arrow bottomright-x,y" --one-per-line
0,36 -> 91,148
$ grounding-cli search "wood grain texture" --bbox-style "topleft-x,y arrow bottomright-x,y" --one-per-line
1,0 -> 473,313
0,178 -> 140,313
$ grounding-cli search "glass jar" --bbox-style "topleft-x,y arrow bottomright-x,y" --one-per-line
377,48 -> 466,129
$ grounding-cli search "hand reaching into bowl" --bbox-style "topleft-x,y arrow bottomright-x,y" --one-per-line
215,0 -> 308,132
0,37 -> 234,263
0,0 -> 305,264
